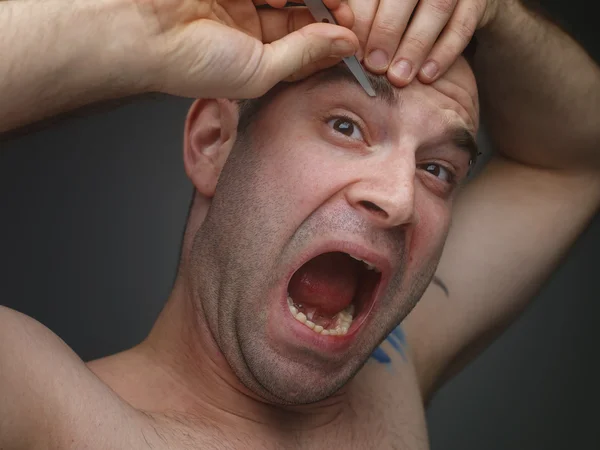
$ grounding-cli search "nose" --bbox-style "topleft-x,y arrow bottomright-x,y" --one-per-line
345,159 -> 417,228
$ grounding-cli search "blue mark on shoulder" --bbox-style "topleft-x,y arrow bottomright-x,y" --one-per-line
370,326 -> 407,364
370,346 -> 391,364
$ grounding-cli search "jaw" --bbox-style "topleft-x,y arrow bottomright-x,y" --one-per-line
226,240 -> 398,405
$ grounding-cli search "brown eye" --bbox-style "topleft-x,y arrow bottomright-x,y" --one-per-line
327,117 -> 364,140
421,163 -> 453,182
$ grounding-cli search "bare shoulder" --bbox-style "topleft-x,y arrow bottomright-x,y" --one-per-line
0,306 -> 147,450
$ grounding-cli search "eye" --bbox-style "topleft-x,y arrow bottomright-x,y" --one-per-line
421,163 -> 454,183
327,117 -> 364,140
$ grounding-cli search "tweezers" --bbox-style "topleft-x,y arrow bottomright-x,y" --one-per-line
303,0 -> 376,97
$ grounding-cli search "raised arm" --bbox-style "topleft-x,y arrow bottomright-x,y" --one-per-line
474,0 -> 600,169
402,0 -> 600,401
0,0 -> 152,133
0,0 -> 358,133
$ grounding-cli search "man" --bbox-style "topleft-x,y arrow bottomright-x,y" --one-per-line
1,0 -> 599,449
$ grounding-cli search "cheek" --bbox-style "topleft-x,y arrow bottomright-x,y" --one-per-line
405,190 -> 452,271
257,133 -> 350,214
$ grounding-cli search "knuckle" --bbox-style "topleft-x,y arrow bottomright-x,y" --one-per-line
303,44 -> 320,66
428,0 -> 456,16
404,34 -> 429,53
434,44 -> 460,65
372,18 -> 402,39
451,18 -> 476,41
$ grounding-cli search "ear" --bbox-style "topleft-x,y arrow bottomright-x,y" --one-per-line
183,99 -> 239,198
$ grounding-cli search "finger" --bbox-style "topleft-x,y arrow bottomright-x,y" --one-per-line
347,0 -> 379,61
330,3 -> 355,29
285,55 -> 342,82
257,4 -> 354,41
363,0 -> 418,73
322,0 -> 342,10
387,0 -> 458,86
258,6 -> 354,43
259,8 -> 315,43
417,1 -> 484,83
253,0 -> 349,23
253,0 -> 340,7
245,22 -> 359,97
254,0 -> 288,8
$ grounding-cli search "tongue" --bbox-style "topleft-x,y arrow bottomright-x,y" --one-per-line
288,252 -> 359,317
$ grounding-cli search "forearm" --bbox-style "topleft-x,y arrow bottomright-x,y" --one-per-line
474,0 -> 600,170
0,0 -> 155,133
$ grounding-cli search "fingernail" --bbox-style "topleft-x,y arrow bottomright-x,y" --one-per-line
332,39 -> 356,57
391,59 -> 412,81
366,49 -> 389,70
421,61 -> 439,79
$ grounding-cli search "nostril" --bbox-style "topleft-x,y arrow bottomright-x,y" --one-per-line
359,201 -> 388,218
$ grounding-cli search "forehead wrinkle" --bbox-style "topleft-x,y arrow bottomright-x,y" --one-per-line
430,78 -> 478,130
304,64 -> 398,105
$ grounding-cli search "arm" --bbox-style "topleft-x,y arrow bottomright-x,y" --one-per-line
0,0 -> 358,134
474,0 -> 600,170
0,0 -> 153,134
403,0 -> 600,401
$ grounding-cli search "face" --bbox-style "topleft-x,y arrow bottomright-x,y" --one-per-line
188,58 -> 479,405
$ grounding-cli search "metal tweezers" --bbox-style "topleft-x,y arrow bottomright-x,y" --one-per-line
303,0 -> 376,97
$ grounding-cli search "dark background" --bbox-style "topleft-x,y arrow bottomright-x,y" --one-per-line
1,1 -> 598,448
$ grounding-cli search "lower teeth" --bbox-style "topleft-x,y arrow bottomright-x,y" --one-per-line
287,295 -> 354,336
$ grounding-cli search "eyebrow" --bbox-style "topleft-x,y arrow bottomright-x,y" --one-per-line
445,126 -> 481,166
449,127 -> 480,166
306,64 -> 399,105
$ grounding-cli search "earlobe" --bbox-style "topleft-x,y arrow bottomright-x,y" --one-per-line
183,99 -> 239,198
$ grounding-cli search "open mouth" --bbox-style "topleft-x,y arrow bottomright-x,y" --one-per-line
286,252 -> 382,336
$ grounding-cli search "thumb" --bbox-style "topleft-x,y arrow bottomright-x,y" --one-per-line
245,23 -> 359,97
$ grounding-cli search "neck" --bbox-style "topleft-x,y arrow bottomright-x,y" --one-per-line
137,272 -> 351,432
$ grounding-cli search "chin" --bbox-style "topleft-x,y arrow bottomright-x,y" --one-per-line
237,336 -> 367,405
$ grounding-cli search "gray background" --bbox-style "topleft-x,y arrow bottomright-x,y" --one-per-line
1,1 -> 598,448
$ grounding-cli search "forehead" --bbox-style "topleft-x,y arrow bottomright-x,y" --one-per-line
277,58 -> 479,134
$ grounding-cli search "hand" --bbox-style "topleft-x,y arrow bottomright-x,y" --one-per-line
137,0 -> 359,98
348,0 -> 498,86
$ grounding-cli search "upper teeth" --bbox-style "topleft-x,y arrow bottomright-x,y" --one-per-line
349,254 -> 380,272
